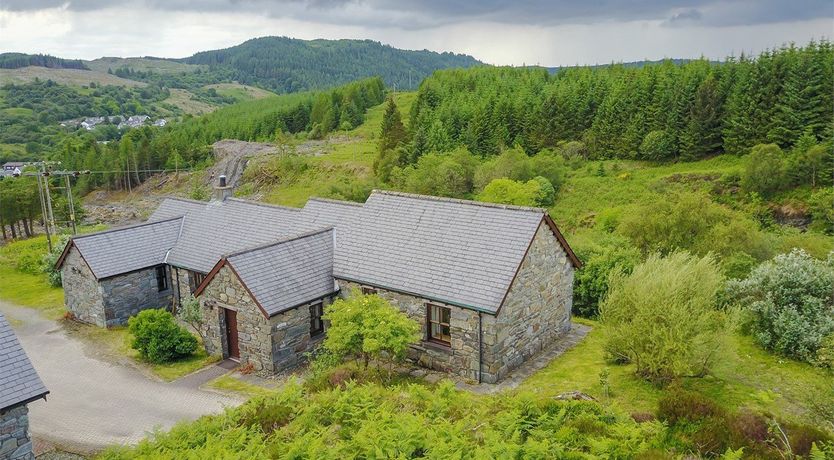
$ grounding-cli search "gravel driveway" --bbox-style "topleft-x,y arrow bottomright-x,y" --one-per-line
0,301 -> 242,454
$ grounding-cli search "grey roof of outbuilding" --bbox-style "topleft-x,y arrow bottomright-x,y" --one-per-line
0,313 -> 48,411
223,228 -> 337,316
68,218 -> 184,279
148,197 -> 207,222
334,191 -> 547,313
300,198 -> 362,247
165,198 -> 316,274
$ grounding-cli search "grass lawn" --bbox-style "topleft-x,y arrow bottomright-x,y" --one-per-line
67,322 -> 220,382
521,318 -> 831,426
205,374 -> 273,398
0,235 -> 65,319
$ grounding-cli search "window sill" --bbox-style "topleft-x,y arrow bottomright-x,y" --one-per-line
421,340 -> 452,353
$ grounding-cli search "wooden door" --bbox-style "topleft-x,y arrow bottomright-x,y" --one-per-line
224,308 -> 240,359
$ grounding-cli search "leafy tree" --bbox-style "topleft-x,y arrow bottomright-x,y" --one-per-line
725,249 -> 834,365
177,294 -> 205,341
740,144 -> 786,198
573,241 -> 641,318
128,309 -> 198,364
322,291 -> 420,368
395,148 -> 478,198
478,177 -> 555,207
600,252 -> 726,384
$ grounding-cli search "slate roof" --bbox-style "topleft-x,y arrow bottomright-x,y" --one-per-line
148,197 -> 207,222
333,191 -> 549,313
165,199 -> 315,274
219,228 -> 337,316
0,313 -> 48,411
62,218 -> 183,279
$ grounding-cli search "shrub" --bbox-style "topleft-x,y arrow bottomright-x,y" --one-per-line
600,252 -> 725,384
725,249 -> 834,364
128,309 -> 198,364
41,235 -> 70,287
573,241 -> 640,318
808,187 -> 834,235
639,130 -> 674,161
394,148 -> 478,198
741,144 -> 787,198
478,176 -> 556,207
322,291 -> 420,368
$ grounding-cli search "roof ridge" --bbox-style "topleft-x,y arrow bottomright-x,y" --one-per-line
224,226 -> 334,259
71,216 -> 183,240
225,197 -> 302,212
159,196 -> 209,205
307,196 -> 364,207
371,189 -> 547,213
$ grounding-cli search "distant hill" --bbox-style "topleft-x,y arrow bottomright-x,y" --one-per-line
0,66 -> 146,87
86,57 -> 204,75
0,52 -> 89,70
178,37 -> 482,92
541,58 -> 706,73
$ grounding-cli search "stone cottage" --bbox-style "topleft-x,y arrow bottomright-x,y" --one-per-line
0,313 -> 49,460
57,182 -> 580,383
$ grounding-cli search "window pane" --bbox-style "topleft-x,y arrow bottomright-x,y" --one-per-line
440,307 -> 450,324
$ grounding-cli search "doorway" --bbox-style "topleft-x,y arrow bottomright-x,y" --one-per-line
224,308 -> 240,360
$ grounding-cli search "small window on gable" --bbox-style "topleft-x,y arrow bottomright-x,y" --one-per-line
155,265 -> 169,292
310,302 -> 325,337
427,304 -> 451,346
361,286 -> 377,295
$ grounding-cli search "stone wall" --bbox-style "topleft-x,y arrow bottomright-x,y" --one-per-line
482,222 -> 574,382
337,282 -> 482,382
171,267 -> 196,308
100,266 -> 173,327
0,405 -> 34,460
62,246 -> 107,327
199,265 -> 330,375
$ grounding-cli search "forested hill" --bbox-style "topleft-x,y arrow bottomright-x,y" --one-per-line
407,41 -> 833,160
0,53 -> 89,70
178,37 -> 481,92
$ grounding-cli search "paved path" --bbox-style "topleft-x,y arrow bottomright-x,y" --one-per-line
0,301 -> 242,454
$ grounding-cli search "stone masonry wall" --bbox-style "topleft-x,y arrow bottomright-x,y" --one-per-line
337,282 -> 482,382
100,266 -> 173,327
270,298 -> 331,372
171,267 -> 195,308
199,265 -> 333,375
200,265 -> 272,373
0,405 -> 34,460
62,246 -> 107,327
482,222 -> 574,383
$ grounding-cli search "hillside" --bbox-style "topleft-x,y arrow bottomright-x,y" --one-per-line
178,36 -> 482,92
85,57 -> 203,74
0,66 -> 146,87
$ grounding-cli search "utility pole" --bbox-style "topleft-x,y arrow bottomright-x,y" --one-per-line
64,175 -> 77,235
35,173 -> 52,252
42,169 -> 57,238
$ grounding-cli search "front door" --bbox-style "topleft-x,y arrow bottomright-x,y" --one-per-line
224,308 -> 240,360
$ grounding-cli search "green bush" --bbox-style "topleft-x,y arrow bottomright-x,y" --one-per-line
808,187 -> 834,235
392,148 -> 478,198
741,144 -> 787,198
128,309 -> 198,364
41,235 -> 70,287
657,387 -> 725,425
639,130 -> 674,161
726,249 -> 834,365
573,241 -> 640,318
600,252 -> 726,384
478,176 -> 556,207
322,291 -> 420,368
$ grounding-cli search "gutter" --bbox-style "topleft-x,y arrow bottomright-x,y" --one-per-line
478,312 -> 483,384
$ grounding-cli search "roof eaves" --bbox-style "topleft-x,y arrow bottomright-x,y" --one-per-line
306,196 -> 364,207
68,216 -> 183,241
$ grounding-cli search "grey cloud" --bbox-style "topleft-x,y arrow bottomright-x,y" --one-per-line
2,0 -> 831,29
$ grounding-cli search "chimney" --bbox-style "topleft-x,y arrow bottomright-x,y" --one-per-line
213,175 -> 232,201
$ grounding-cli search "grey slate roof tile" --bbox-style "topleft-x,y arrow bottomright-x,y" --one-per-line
0,313 -> 48,411
71,218 -> 183,279
227,228 -> 336,316
147,197 -> 207,222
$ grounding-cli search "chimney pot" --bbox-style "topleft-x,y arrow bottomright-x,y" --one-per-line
213,175 -> 232,201
219,175 -> 227,187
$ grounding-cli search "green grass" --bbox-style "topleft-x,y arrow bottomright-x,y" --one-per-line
521,318 -> 832,425
206,374 -> 273,398
0,235 -> 64,318
69,322 -> 220,382
203,83 -> 276,102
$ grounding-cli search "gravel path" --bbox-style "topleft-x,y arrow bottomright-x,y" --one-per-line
0,301 -> 242,455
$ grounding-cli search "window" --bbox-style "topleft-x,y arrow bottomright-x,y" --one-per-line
361,286 -> 377,295
427,304 -> 451,346
310,302 -> 324,337
189,271 -> 206,293
155,265 -> 169,292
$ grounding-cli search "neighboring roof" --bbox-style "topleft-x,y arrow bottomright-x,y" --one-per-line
0,313 -> 48,411
56,218 -> 183,279
165,198 -> 315,274
147,197 -> 208,222
333,190 -> 566,314
197,228 -> 337,317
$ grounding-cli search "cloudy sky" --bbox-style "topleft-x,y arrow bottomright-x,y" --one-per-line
0,1 -> 831,66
